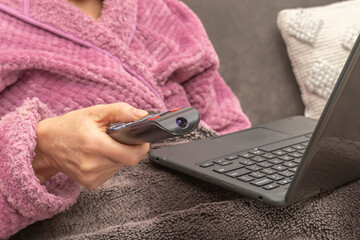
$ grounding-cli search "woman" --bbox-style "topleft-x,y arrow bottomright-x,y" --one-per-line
0,0 -> 250,238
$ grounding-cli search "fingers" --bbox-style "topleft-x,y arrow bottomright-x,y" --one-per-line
45,103 -> 150,191
96,134 -> 150,166
88,102 -> 148,124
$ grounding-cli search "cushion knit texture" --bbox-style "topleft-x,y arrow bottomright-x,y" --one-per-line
0,0 -> 251,238
277,0 -> 360,119
11,127 -> 360,240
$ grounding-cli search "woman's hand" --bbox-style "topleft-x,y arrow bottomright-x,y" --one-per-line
32,103 -> 150,190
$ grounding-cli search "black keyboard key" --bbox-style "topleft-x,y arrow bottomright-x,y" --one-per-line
238,158 -> 255,166
272,150 -> 287,156
249,171 -> 266,178
225,168 -> 251,178
250,178 -> 273,187
217,161 -> 233,166
272,150 -> 286,156
293,158 -> 302,164
282,147 -> 297,153
213,168 -> 227,174
259,136 -> 309,152
238,175 -> 255,182
262,153 -> 276,159
279,155 -> 294,161
251,156 -> 266,163
292,144 -> 306,150
301,141 -> 309,146
278,178 -> 292,185
289,166 -> 298,172
257,162 -> 273,168
298,149 -> 306,154
248,149 -> 265,155
238,153 -> 254,159
246,165 -> 263,172
268,158 -> 283,165
200,162 -> 214,168
225,155 -> 239,161
271,165 -> 288,171
282,161 -> 297,168
213,159 -> 226,164
278,170 -> 294,178
263,183 -> 279,190
268,174 -> 285,181
213,164 -> 243,174
289,152 -> 303,158
261,168 -> 276,175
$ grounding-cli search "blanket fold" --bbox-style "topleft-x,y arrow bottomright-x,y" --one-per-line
11,126 -> 360,240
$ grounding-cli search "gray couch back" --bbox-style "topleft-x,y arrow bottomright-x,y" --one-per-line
182,0 -> 340,126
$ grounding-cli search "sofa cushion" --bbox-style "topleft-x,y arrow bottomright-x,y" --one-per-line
278,0 -> 360,118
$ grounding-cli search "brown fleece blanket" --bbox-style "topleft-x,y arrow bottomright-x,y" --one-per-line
12,126 -> 360,239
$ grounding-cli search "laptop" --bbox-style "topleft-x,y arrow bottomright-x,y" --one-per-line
149,35 -> 360,206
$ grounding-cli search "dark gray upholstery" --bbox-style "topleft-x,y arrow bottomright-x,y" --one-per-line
181,0 -> 340,126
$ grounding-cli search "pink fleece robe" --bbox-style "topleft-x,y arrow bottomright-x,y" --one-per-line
0,0 -> 251,238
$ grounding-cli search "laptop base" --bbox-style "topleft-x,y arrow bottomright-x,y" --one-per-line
150,116 -> 316,206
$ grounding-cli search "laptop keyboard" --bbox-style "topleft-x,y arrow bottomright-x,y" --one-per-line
198,134 -> 311,191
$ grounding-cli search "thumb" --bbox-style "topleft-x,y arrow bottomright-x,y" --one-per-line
89,102 -> 148,124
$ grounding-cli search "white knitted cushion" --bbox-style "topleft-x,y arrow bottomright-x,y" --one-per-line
277,0 -> 360,119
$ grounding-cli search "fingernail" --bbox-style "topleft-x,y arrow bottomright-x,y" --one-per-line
132,108 -> 148,118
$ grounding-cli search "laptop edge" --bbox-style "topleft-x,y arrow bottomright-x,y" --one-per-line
286,34 -> 360,205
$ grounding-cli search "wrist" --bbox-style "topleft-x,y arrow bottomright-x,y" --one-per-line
32,119 -> 59,184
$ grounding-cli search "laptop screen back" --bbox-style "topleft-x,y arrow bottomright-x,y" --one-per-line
286,35 -> 360,204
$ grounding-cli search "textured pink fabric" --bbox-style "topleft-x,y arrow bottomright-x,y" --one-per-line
0,0 -> 251,238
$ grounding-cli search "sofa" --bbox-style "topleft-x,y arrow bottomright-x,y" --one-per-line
182,0 -> 341,126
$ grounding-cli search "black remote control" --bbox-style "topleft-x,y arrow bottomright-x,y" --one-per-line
106,107 -> 200,145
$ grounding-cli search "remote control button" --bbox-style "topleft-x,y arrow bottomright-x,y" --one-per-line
171,108 -> 182,112
147,115 -> 160,121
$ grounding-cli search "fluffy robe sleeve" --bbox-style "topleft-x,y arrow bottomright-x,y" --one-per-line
0,98 -> 80,239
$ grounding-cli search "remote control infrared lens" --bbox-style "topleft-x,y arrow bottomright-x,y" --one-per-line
176,117 -> 188,128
